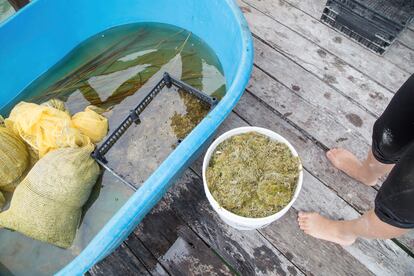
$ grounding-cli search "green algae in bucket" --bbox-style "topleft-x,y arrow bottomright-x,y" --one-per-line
206,132 -> 300,218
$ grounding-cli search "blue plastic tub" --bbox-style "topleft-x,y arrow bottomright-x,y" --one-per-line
0,0 -> 253,274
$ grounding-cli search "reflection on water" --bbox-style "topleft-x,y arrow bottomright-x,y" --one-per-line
23,23 -> 225,110
0,23 -> 225,275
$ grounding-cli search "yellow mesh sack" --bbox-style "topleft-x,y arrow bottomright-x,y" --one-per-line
0,122 -> 29,189
4,102 -> 108,158
0,145 -> 100,248
72,106 -> 109,143
41,98 -> 68,114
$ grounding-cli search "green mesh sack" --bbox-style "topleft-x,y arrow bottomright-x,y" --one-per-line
0,192 -> 5,209
0,145 -> 100,248
0,119 -> 30,190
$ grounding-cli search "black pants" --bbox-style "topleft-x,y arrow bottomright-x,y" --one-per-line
373,74 -> 414,229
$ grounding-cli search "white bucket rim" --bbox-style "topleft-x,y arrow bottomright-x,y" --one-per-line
202,126 -> 303,225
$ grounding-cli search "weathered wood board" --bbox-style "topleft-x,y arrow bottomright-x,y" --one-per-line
238,0 -> 394,119
127,198 -> 234,275
241,0 -> 411,92
190,102 -> 414,274
89,244 -> 151,276
399,28 -> 414,50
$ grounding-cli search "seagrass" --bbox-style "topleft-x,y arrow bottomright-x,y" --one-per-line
206,132 -> 300,218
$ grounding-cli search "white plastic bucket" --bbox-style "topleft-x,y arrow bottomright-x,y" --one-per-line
202,126 -> 303,230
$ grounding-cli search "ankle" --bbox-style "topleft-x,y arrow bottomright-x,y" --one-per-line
359,173 -> 378,186
359,162 -> 381,185
335,220 -> 357,242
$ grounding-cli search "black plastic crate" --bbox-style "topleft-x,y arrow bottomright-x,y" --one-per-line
338,0 -> 414,26
321,0 -> 414,54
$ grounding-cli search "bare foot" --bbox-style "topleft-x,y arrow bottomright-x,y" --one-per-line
298,212 -> 356,246
326,148 -> 377,186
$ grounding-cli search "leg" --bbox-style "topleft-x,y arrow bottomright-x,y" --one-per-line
326,149 -> 393,186
327,74 -> 414,186
300,143 -> 414,245
298,210 -> 408,246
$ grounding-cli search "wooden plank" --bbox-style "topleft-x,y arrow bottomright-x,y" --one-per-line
241,4 -> 414,254
250,48 -> 372,159
285,0 -> 414,73
160,227 -> 233,276
384,41 -> 414,74
399,28 -> 414,50
127,198 -> 234,275
239,0 -> 414,254
241,2 -> 392,119
188,141 -> 385,274
189,109 -> 414,274
297,0 -> 414,75
239,0 -> 393,119
282,0 -> 414,75
235,91 -> 414,254
241,0 -> 410,92
408,20 -> 414,31
166,146 -> 304,275
89,243 -> 150,276
234,92 -> 375,212
184,171 -> 376,275
124,235 -> 169,275
280,0 -> 414,72
239,107 -> 414,273
262,209 -> 375,276
266,209 -> 375,275
243,65 -> 414,253
284,170 -> 414,275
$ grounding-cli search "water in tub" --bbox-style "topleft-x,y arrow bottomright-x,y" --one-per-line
0,23 -> 226,275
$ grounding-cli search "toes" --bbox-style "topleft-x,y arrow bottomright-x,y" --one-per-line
308,212 -> 319,217
298,219 -> 306,225
327,148 -> 339,154
326,150 -> 338,163
326,150 -> 333,159
298,219 -> 309,231
298,211 -> 312,219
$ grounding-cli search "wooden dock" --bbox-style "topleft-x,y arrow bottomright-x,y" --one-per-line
85,0 -> 414,275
